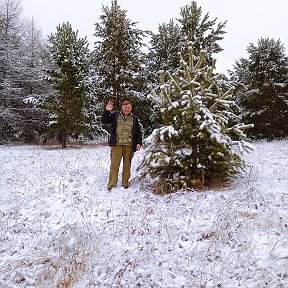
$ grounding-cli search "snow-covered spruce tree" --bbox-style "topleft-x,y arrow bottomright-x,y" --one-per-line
43,22 -> 94,148
138,43 -> 253,191
230,38 -> 288,139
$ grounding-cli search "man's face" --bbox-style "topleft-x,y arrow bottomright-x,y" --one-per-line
122,104 -> 132,116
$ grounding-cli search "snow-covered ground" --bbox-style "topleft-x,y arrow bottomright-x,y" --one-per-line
0,140 -> 287,287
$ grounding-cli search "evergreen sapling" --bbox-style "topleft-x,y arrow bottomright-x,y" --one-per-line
138,43 -> 253,191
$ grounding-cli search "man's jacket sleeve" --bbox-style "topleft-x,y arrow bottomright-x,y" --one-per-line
101,110 -> 113,124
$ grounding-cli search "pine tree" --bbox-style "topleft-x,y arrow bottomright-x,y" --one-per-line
147,1 -> 226,79
178,1 -> 226,64
147,19 -> 182,81
93,0 -> 148,121
138,43 -> 253,191
231,38 -> 288,139
145,1 -> 227,136
43,22 -> 93,148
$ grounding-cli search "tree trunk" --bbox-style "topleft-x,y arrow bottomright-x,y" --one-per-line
61,132 -> 67,148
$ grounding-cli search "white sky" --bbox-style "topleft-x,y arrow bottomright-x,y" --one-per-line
21,0 -> 288,73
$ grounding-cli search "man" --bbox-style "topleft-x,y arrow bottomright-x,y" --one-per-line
101,100 -> 142,190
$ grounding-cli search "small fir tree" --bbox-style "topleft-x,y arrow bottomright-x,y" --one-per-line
43,22 -> 93,148
138,43 -> 253,191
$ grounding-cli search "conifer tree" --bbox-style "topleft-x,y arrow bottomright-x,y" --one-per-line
17,18 -> 52,142
147,1 -> 226,80
146,1 -> 227,135
231,38 -> 288,139
178,1 -> 226,64
138,43 -> 253,191
147,19 -> 182,81
43,22 -> 93,148
93,0 -> 147,116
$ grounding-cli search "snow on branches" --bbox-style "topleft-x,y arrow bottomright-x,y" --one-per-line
138,43 -> 253,191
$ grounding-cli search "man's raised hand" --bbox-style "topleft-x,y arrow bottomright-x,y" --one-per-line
106,101 -> 114,111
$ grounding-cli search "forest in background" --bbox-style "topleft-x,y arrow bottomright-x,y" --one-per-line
1,0 -> 287,146
1,0 -> 288,189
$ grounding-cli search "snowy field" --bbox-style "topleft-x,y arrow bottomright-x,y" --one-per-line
0,140 -> 288,287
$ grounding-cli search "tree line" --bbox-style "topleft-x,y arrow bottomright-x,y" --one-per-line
1,0 -> 288,149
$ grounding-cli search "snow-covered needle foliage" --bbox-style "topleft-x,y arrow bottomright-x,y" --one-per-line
138,43 -> 254,190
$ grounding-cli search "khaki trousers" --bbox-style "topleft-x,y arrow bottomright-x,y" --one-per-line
108,145 -> 133,188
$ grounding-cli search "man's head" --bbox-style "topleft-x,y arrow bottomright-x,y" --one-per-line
122,101 -> 132,117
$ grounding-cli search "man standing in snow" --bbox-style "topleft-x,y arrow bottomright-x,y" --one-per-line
101,100 -> 142,191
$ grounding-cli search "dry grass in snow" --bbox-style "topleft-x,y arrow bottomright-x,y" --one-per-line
0,140 -> 287,287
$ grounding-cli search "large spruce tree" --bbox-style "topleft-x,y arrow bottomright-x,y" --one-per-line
231,38 -> 288,139
138,43 -> 253,191
43,22 -> 93,148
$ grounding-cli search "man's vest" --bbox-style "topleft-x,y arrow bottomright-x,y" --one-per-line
116,113 -> 133,145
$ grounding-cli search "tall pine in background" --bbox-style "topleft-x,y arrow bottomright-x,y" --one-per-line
93,0 -> 147,110
43,22 -> 93,148
231,38 -> 288,139
147,1 -> 227,80
147,19 -> 182,81
138,43 -> 253,191
178,1 -> 226,64
146,1 -> 227,135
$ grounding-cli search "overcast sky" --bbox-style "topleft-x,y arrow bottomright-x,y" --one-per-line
21,0 -> 288,74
